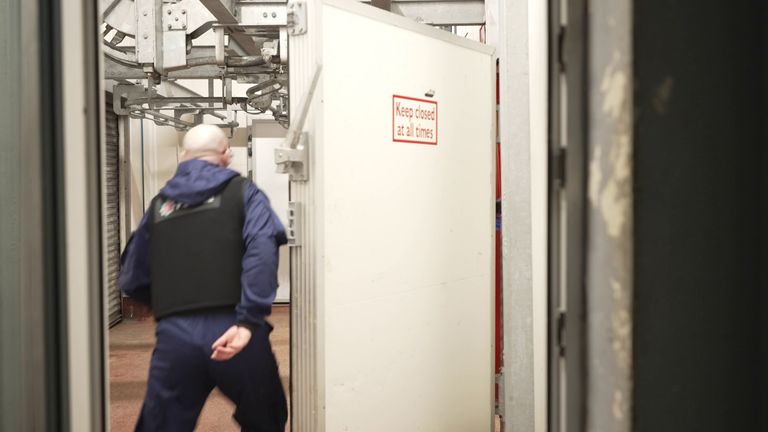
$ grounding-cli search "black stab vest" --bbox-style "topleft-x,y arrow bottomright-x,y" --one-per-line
149,177 -> 246,320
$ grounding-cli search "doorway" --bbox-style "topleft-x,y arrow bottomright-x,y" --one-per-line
100,2 -> 294,426
103,116 -> 294,431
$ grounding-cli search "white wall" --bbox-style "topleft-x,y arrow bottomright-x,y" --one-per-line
126,119 -> 254,228
124,116 -> 292,305
125,119 -> 178,231
252,136 -> 291,302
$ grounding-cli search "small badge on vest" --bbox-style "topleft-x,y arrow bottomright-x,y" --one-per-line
154,195 -> 222,223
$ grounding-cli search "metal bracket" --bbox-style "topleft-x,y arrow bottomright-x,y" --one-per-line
495,370 -> 505,418
160,4 -> 188,71
238,3 -> 288,26
200,0 -> 260,56
287,0 -> 307,35
261,39 -> 279,64
275,132 -> 308,181
556,310 -> 567,356
162,5 -> 188,31
135,0 -> 157,65
557,25 -> 567,72
286,201 -> 302,246
279,27 -> 289,63
274,64 -> 321,182
224,77 -> 233,105
553,147 -> 566,187
113,84 -> 157,116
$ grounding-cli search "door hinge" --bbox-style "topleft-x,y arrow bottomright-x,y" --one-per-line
556,310 -> 566,356
495,370 -> 505,418
553,147 -> 566,187
557,25 -> 567,72
286,201 -> 302,246
287,0 -> 307,35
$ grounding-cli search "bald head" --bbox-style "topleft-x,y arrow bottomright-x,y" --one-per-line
180,124 -> 231,166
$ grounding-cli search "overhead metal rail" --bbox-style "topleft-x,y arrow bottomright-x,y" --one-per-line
102,0 -> 484,129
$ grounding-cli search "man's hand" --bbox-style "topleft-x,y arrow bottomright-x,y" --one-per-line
211,325 -> 252,361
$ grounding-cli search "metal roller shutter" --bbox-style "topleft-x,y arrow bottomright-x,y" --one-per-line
104,93 -> 122,326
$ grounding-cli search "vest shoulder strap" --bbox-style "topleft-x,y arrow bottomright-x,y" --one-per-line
150,176 -> 247,225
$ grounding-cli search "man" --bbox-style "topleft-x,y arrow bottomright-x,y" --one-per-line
119,124 -> 288,432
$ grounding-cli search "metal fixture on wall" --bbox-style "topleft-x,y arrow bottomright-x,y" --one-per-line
101,0 -> 486,130
101,0 -> 289,129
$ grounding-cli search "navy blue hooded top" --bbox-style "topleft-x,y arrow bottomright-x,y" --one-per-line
118,159 -> 287,327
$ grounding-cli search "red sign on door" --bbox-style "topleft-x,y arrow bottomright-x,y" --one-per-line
392,95 -> 438,145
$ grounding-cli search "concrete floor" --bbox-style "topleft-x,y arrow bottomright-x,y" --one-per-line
109,305 -> 290,432
111,304 -> 503,431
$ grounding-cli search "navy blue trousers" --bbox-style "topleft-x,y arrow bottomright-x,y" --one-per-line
135,311 -> 287,432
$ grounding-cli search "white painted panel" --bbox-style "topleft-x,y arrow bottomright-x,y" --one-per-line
319,2 -> 495,430
253,137 -> 291,302
287,1 -> 325,430
229,147 -> 249,176
529,0 -> 550,429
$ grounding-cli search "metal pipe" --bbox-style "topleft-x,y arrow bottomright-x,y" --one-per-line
131,106 -> 230,114
246,78 -> 283,98
102,0 -> 123,20
207,111 -> 229,121
285,65 -> 322,149
103,43 -> 139,67
126,96 -> 249,105
185,56 -> 219,67
131,109 -> 195,127
227,56 -> 269,67
132,108 -> 238,129
186,55 -> 268,67
199,0 -> 261,55
161,80 -> 229,121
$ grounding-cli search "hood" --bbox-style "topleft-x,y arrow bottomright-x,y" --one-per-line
159,160 -> 239,205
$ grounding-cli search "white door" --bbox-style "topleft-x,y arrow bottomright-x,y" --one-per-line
288,1 -> 496,430
252,136 -> 291,303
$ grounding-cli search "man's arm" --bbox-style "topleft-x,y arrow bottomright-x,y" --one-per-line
212,182 -> 287,361
236,182 -> 287,329
118,212 -> 152,305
